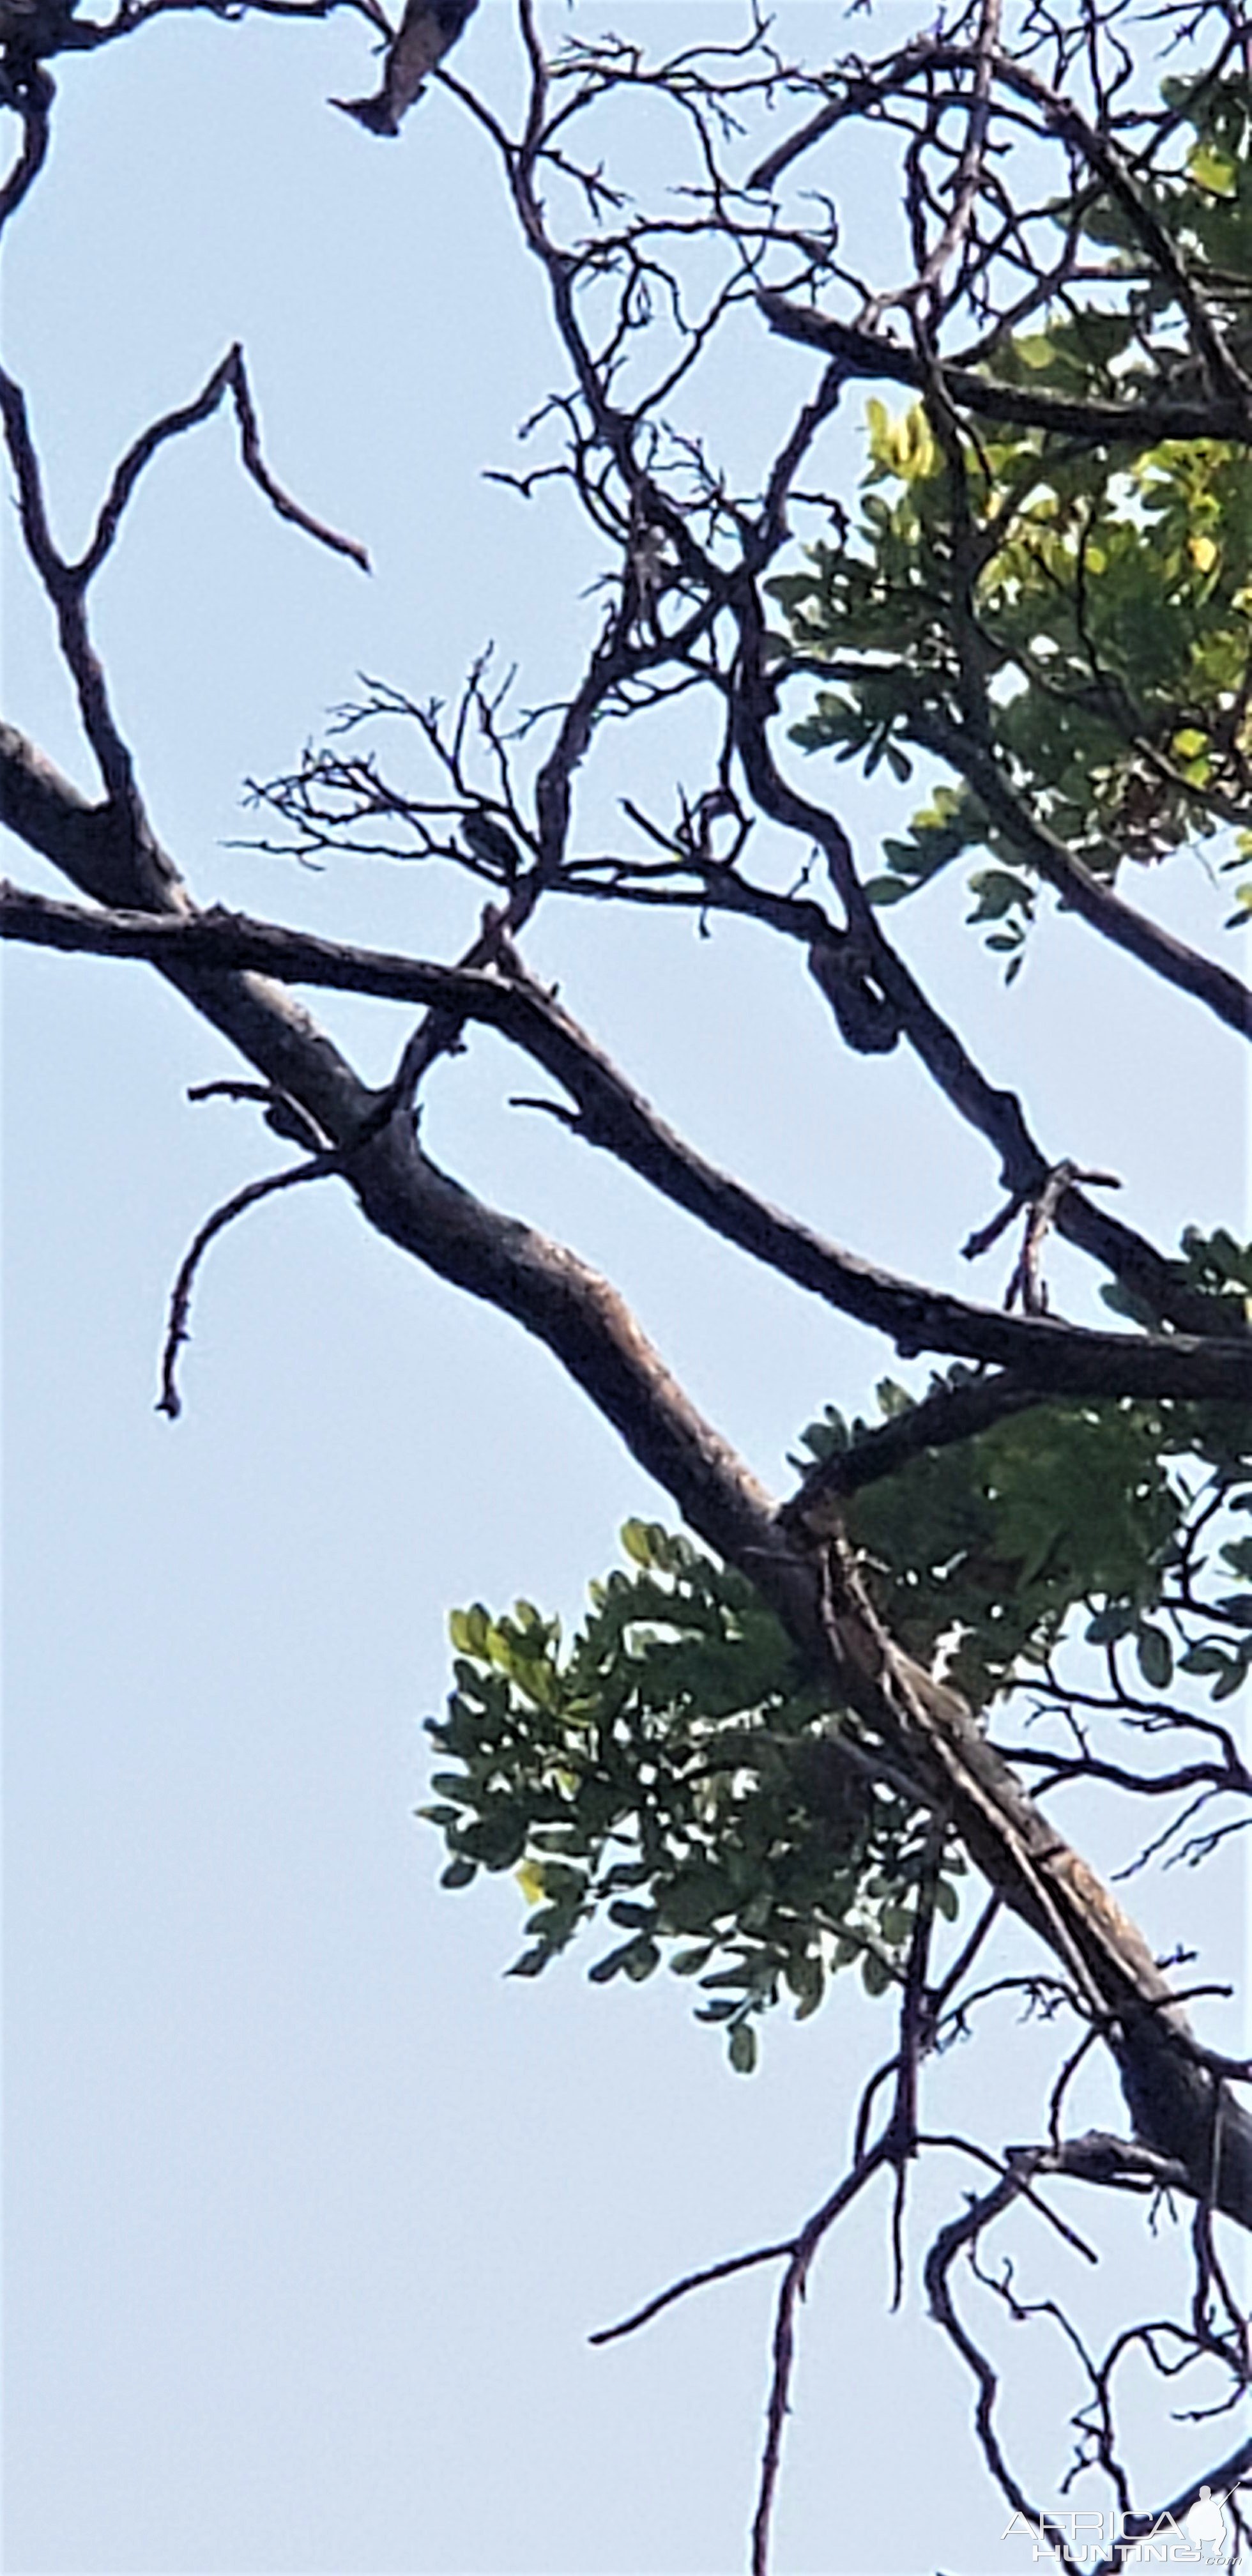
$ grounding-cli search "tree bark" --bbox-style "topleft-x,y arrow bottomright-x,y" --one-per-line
4,719 -> 1249,2230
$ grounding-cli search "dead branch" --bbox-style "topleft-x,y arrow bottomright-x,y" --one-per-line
5,879 -> 1251,1404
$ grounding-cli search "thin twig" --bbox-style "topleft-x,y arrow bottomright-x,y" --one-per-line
157,1150 -> 343,1419
589,2237 -> 795,2347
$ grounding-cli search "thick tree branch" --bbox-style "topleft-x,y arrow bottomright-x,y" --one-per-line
3,0 -> 1248,2321
6,878 -> 1251,1402
0,726 -> 377,1137
803,1526 -> 1252,2233
7,12 -> 1251,2565
347,1114 -> 797,1584
1,0 -> 387,59
5,762 -> 1250,2234
4,850 -> 1250,2235
758,295 -> 1252,448
0,719 -> 176,909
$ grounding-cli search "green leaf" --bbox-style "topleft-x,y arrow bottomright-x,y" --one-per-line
1214,1595 -> 1252,1628
461,1809 -> 529,1869
670,1943 -> 715,1977
1086,1603 -> 1138,1646
728,2021 -> 758,2074
1178,1646 -> 1232,1677
966,868 -> 1032,923
588,1939 -> 639,1985
1136,1625 -> 1174,1688
429,1772 -> 473,1802
1211,1657 -> 1250,1699
448,1602 -> 491,1657
507,1944 -> 551,1979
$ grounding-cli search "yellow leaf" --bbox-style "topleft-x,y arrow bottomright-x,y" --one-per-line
516,1859 -> 546,1907
1188,141 -> 1237,197
900,405 -> 936,479
865,398 -> 892,467
1189,533 -> 1219,572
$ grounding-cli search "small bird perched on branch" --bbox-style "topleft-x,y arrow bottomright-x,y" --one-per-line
461,811 -> 523,881
332,0 -> 478,137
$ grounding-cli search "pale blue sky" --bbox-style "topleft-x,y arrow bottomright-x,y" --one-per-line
3,6 -> 1247,2571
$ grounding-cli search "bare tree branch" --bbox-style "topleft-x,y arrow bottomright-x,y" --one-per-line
5,10 -> 1251,2561
758,294 -> 1252,449
6,880 -> 1250,1401
0,50 -> 51,233
908,706 -> 1252,1040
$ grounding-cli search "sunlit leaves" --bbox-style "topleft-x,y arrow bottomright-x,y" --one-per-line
765,77 -> 1252,963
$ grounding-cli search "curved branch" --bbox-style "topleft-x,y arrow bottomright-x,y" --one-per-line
758,295 -> 1252,448
727,602 -> 1252,1337
910,707 -> 1252,1041
72,344 -> 370,583
0,56 -> 52,235
6,880 -> 1251,1402
588,2237 -> 794,2348
751,2143 -> 895,2576
922,2150 -> 1123,2557
3,774 -> 1251,2237
0,351 -> 365,867
156,1148 -> 341,1418
924,2140 -> 1252,2571
781,1371 -> 1046,1514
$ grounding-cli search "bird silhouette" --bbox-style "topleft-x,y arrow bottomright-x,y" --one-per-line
332,0 -> 478,136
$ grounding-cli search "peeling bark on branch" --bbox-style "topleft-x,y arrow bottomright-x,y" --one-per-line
5,875 -> 1251,1402
1,744 -> 1248,2234
800,1531 -> 1252,2232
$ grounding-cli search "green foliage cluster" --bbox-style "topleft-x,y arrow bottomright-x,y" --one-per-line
1101,1221 -> 1252,1330
797,1370 -> 1252,1708
424,1276 -> 1251,2064
765,76 -> 1252,967
421,1520 -> 950,2073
